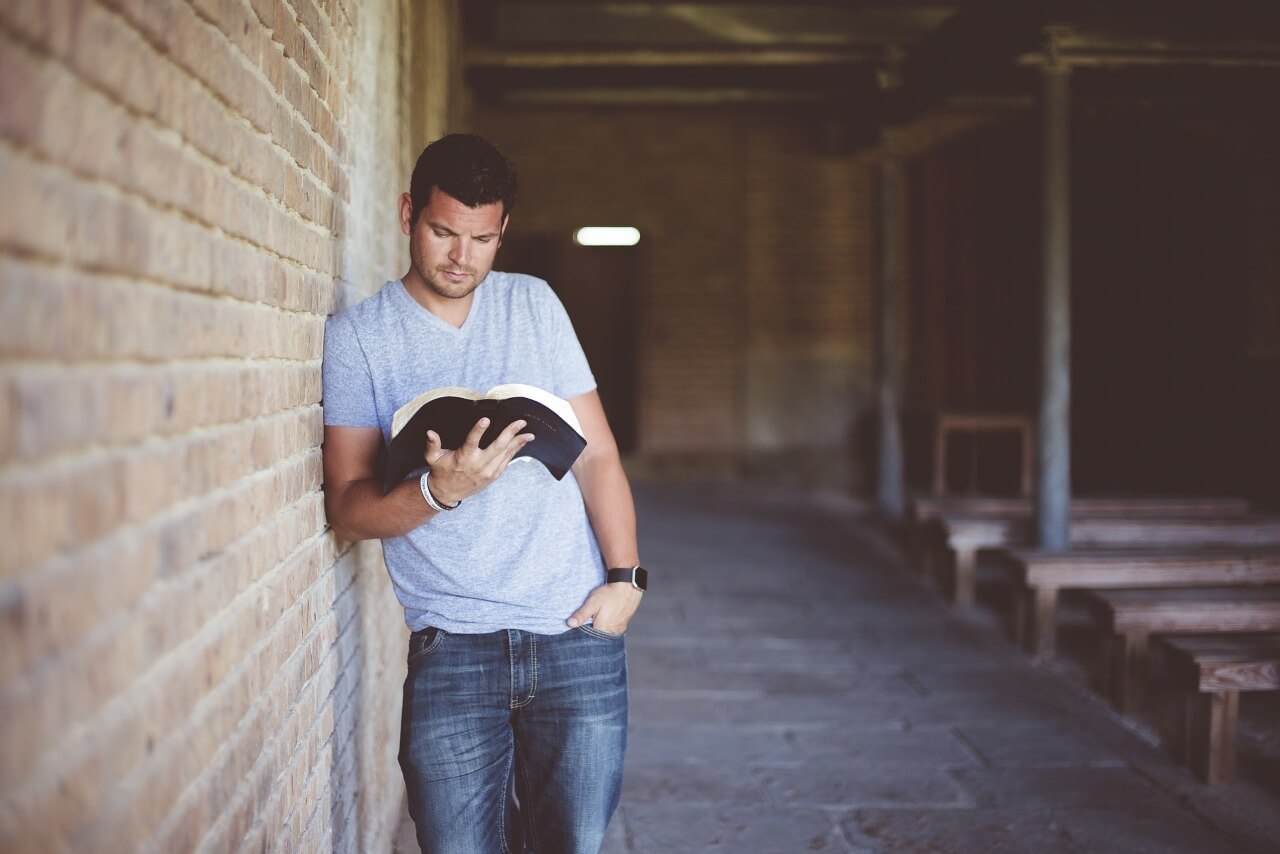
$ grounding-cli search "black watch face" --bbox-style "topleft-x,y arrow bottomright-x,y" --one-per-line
633,567 -> 649,590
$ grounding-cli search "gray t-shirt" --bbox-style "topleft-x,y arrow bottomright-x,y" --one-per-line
322,273 -> 604,634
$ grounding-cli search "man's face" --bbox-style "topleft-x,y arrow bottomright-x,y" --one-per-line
401,188 -> 507,302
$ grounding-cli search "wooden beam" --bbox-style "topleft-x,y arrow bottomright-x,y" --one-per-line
1018,27 -> 1280,69
497,88 -> 825,105
1020,50 -> 1280,69
876,130 -> 908,520
465,46 -> 874,68
1037,36 -> 1072,551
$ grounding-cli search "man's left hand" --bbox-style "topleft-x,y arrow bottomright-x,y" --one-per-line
567,582 -> 643,635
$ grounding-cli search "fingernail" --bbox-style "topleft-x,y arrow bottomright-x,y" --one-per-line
516,420 -> 527,428
567,618 -> 579,627
480,418 -> 490,426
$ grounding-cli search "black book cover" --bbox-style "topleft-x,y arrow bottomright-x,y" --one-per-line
382,383 -> 587,493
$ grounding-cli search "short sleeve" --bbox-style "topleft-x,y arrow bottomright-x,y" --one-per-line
542,287 -> 597,400
322,314 -> 380,428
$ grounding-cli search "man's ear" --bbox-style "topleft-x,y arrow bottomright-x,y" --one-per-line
399,192 -> 414,235
498,214 -> 510,245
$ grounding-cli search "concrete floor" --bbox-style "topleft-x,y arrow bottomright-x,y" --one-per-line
394,481 -> 1280,853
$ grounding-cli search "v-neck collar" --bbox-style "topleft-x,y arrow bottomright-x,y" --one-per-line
394,276 -> 486,336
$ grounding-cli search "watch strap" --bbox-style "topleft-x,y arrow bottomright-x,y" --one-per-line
606,566 -> 648,591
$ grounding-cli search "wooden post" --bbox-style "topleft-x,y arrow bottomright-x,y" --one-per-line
876,132 -> 907,519
1037,36 -> 1073,550
1187,692 -> 1239,785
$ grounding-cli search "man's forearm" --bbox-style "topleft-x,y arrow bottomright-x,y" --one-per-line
327,477 -> 438,541
575,452 -> 639,567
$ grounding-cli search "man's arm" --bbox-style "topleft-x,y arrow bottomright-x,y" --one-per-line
323,426 -> 436,541
565,390 -> 644,633
323,418 -> 533,541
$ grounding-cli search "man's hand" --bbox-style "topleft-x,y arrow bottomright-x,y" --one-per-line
423,417 -> 534,505
567,582 -> 643,635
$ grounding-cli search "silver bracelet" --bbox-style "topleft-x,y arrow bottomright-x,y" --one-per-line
419,471 -> 460,512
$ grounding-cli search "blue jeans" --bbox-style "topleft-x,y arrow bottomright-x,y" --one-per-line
398,625 -> 628,854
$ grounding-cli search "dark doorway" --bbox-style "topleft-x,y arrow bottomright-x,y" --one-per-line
499,234 -> 642,453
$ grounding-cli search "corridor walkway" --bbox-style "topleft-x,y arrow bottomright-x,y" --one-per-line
397,482 -> 1280,852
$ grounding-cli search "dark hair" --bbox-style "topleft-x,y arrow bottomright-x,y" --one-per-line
409,134 -> 518,224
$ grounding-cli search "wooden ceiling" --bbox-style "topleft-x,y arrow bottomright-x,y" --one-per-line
462,2 -> 1280,130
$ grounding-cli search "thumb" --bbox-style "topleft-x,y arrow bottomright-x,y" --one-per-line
566,598 -> 599,628
423,430 -> 444,464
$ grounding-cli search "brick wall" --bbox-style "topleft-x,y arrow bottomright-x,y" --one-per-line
0,0 -> 454,850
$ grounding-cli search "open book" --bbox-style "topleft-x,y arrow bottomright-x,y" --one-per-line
381,383 -> 587,492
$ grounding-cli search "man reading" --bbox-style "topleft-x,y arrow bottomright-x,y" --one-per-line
321,134 -> 644,854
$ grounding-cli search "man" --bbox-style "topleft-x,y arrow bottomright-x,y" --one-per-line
321,134 -> 644,853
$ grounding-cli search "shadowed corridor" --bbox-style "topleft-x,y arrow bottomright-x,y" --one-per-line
394,481 -> 1280,853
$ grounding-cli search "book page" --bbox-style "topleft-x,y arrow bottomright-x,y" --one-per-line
485,383 -> 585,435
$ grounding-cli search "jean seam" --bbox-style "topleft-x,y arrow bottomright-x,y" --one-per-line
512,633 -> 537,709
578,624 -> 624,640
515,737 -> 540,853
507,630 -> 517,710
498,736 -> 515,854
406,628 -> 444,665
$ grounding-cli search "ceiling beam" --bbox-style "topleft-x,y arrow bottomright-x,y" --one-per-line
465,46 -> 876,68
498,87 -> 826,105
1019,26 -> 1280,69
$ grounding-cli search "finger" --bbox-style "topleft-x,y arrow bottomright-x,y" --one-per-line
422,430 -> 444,464
485,433 -> 534,477
566,597 -> 600,628
485,419 -> 528,458
461,417 -> 491,453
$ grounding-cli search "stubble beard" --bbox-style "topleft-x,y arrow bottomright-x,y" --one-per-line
411,251 -> 484,302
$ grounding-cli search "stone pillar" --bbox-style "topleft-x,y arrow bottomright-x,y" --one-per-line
1037,48 -> 1072,549
877,133 -> 908,518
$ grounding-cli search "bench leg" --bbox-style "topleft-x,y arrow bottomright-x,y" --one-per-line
1106,632 -> 1149,715
952,547 -> 977,607
1185,691 -> 1239,785
1012,588 -> 1028,646
1022,586 -> 1059,658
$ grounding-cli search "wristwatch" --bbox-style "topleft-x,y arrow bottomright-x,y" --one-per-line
606,565 -> 648,591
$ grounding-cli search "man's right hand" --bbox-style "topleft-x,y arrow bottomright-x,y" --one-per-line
422,417 -> 535,506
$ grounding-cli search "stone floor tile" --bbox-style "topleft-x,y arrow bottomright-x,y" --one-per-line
953,722 -> 1126,768
783,727 -> 980,767
623,803 -> 850,853
1054,808 -> 1235,854
622,761 -> 772,806
625,722 -> 800,766
756,763 -> 973,809
950,766 -> 1172,811
847,807 -> 1074,853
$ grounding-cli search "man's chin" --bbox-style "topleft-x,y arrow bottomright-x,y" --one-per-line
425,276 -> 478,300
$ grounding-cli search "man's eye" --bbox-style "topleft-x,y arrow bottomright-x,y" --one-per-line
476,237 -> 492,244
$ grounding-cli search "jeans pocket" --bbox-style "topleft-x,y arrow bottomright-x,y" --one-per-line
407,626 -> 445,665
577,624 -> 625,640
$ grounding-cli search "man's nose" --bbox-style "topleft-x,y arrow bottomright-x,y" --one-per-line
448,238 -> 469,265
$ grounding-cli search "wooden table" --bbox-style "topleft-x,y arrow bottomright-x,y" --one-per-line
931,413 -> 1036,496
1153,633 -> 1280,784
995,548 -> 1280,657
1084,587 -> 1280,715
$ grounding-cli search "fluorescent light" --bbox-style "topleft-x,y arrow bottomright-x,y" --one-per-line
574,227 -> 640,247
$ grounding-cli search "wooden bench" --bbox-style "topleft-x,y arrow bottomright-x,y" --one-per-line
1083,587 -> 1280,715
908,495 -> 1250,524
1153,634 -> 1280,784
993,548 -> 1280,657
926,515 -> 1280,607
